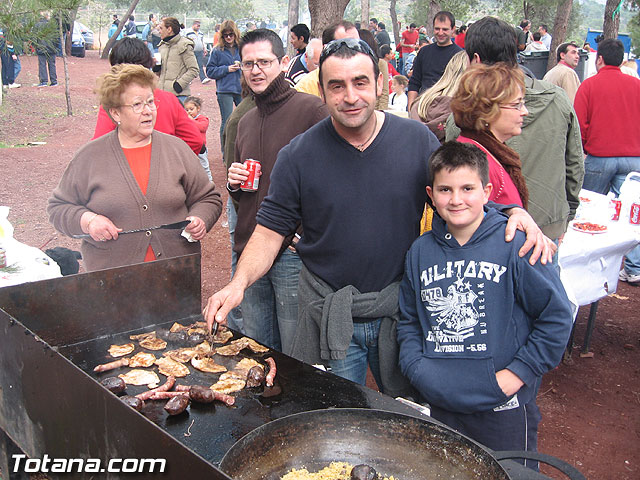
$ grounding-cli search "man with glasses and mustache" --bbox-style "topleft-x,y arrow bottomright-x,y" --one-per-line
206,37 -> 551,396
221,29 -> 328,353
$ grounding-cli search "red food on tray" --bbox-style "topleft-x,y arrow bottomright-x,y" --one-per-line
571,221 -> 608,233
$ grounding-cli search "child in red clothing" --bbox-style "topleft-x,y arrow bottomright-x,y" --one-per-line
379,44 -> 399,91
184,96 -> 213,181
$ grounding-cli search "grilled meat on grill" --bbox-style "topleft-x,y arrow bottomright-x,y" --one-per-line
94,357 -> 130,372
155,357 -> 190,377
210,372 -> 246,394
136,376 -> 176,401
108,343 -> 135,357
120,395 -> 144,411
246,365 -> 266,388
265,357 -> 276,387
164,394 -> 190,415
118,369 -> 160,386
100,376 -> 126,394
129,352 -> 156,368
139,335 -> 168,351
191,355 -> 227,373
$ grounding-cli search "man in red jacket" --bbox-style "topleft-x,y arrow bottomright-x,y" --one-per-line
574,38 -> 640,284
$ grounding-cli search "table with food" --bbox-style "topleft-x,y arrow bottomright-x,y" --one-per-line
558,188 -> 640,309
558,187 -> 640,355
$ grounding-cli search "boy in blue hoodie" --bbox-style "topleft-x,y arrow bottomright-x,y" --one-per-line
398,142 -> 572,467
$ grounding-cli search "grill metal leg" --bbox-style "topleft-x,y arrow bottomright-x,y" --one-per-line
582,301 -> 599,355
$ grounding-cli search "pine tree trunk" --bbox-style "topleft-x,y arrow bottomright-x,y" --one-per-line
58,15 -> 72,116
547,0 -> 573,71
390,0 -> 400,44
426,0 -> 441,37
308,0 -> 351,38
603,0 -> 621,40
100,0 -> 141,59
65,9 -> 78,57
287,0 -> 299,58
523,1 -> 532,20
361,0 -> 370,27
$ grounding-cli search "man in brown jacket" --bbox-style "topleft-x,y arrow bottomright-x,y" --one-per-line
225,29 -> 328,352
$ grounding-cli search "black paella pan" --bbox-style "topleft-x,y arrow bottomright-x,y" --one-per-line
220,408 -> 511,480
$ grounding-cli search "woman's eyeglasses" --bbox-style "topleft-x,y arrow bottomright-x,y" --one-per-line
500,100 -> 527,111
122,98 -> 157,114
223,32 -> 235,38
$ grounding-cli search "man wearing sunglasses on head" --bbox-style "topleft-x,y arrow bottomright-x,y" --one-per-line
222,28 -> 328,354
205,37 -> 553,397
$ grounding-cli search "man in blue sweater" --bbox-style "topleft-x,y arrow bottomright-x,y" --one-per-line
407,11 -> 462,109
205,38 -> 555,395
398,142 -> 572,467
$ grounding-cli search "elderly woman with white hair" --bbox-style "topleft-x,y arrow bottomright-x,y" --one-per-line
48,64 -> 222,271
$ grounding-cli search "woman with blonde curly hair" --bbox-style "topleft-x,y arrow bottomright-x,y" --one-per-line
410,50 -> 468,141
206,19 -> 242,150
48,64 -> 222,271
451,62 -> 529,208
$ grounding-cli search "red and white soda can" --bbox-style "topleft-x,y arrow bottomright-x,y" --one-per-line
630,203 -> 640,225
240,159 -> 261,192
611,199 -> 622,221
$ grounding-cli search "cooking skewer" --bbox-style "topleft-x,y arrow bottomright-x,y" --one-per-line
72,220 -> 190,239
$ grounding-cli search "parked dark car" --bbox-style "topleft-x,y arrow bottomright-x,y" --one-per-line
75,21 -> 94,50
71,22 -> 85,57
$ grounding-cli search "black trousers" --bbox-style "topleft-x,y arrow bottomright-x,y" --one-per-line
38,53 -> 57,84
430,396 -> 542,471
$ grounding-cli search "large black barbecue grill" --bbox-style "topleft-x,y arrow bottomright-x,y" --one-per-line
0,255 -> 584,480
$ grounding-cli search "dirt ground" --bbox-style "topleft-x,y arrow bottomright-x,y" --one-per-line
1,52 -> 638,480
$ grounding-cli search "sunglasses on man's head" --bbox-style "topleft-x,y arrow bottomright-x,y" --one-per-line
319,38 -> 377,66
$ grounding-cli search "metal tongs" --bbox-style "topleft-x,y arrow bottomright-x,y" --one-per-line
72,220 -> 190,239
204,318 -> 218,357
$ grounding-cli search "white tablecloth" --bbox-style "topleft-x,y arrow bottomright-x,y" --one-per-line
0,239 -> 61,288
558,223 -> 640,308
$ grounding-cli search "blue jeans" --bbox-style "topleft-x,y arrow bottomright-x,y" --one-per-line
194,50 -> 206,81
582,154 -> 640,196
226,198 -> 244,333
1,51 -> 15,85
611,174 -> 640,275
216,92 -> 242,152
176,95 -> 188,105
13,56 -> 20,81
197,147 -> 212,181
327,318 -> 383,388
241,248 -> 302,352
397,56 -> 404,76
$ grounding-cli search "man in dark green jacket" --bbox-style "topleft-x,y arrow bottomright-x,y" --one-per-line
446,16 -> 584,247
